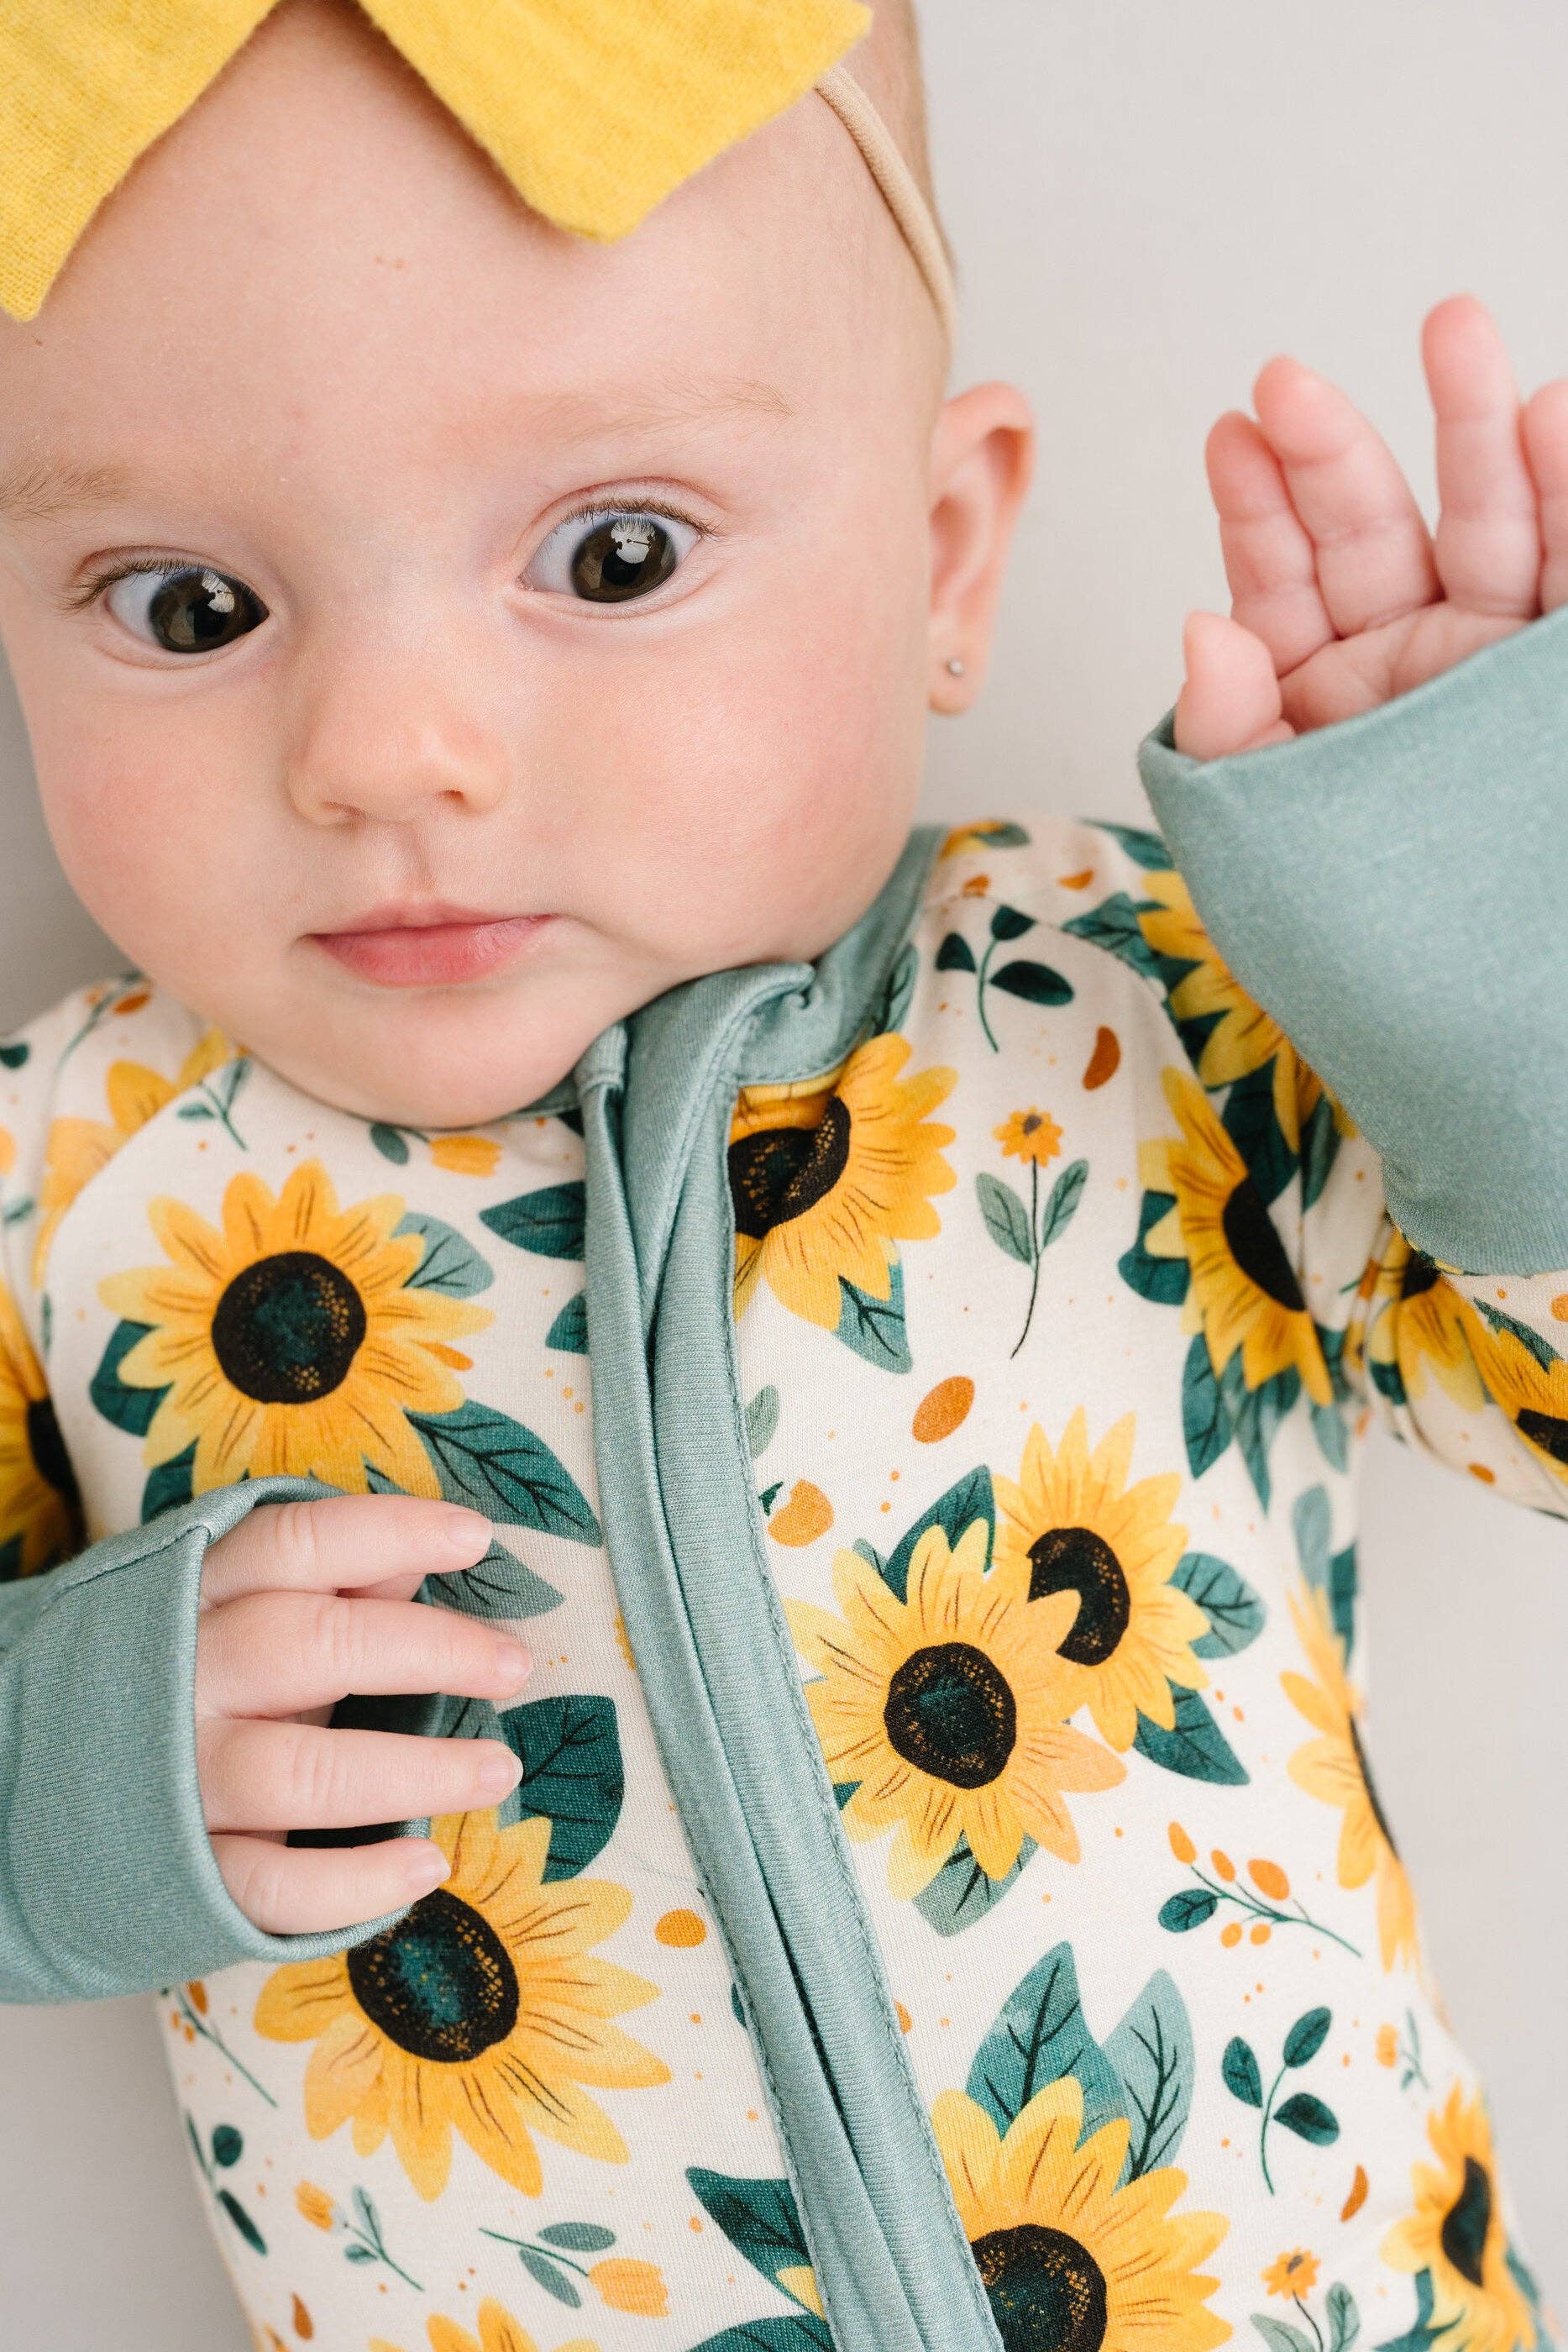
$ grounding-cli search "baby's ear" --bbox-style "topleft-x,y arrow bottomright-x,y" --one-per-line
926,381 -> 1036,708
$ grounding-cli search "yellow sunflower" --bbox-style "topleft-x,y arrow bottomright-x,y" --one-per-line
727,1033 -> 957,1328
32,1026 -> 233,1283
1466,1315 -> 1568,1489
1382,2085 -> 1534,2352
1136,869 -> 1354,1154
1282,1587 -> 1419,1972
0,1275 -> 78,1576
254,1808 -> 670,2203
1138,1066 -> 1334,1407
992,1409 -> 1205,1751
370,2294 -> 599,2352
784,1519 -> 1124,1898
1358,1230 -> 1487,1410
931,2073 -> 1230,2352
97,1161 -> 490,1496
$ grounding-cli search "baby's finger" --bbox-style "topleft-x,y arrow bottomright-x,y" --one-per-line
200,1494 -> 491,1604
197,1585 -> 532,1720
209,1828 -> 454,1937
1522,379 -> 1568,613
200,1718 -> 522,1835
1204,411 -> 1336,673
1423,295 -> 1540,620
1250,354 -> 1440,640
1172,611 -> 1296,761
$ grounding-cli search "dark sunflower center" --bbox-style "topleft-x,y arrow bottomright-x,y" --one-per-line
1220,1177 -> 1306,1312
1026,1526 -> 1130,1666
727,1097 -> 851,1240
25,1394 -> 79,1509
1401,1249 -> 1441,1299
971,2223 -> 1109,2352
211,1250 -> 368,1404
346,1884 -> 519,2062
884,1641 -> 1017,1788
1348,1713 -> 1400,1861
1440,2156 -> 1492,2286
1518,1408 -> 1568,1465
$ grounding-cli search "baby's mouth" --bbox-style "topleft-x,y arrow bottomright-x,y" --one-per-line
308,902 -> 554,987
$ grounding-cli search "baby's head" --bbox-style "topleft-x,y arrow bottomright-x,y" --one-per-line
0,0 -> 1032,1124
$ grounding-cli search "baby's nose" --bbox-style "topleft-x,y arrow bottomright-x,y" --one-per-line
285,656 -> 511,826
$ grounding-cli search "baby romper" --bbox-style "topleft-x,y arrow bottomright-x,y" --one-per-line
1,615 -> 1566,2352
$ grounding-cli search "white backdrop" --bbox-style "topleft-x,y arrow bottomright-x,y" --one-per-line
2,3 -> 1565,2339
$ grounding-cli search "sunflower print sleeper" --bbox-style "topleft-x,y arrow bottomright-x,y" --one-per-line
1,645 -> 1566,2352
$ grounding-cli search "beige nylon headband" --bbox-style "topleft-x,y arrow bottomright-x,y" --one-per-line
817,63 -> 958,353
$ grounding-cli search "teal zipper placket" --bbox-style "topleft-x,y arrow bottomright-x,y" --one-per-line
574,827 -> 1006,2352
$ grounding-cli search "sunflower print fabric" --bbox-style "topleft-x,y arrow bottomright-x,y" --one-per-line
1,815 -> 1565,2352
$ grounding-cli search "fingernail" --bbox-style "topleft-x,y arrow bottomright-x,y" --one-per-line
443,1509 -> 490,1551
478,1747 -> 523,1793
404,1844 -> 450,1891
492,1640 -> 531,1686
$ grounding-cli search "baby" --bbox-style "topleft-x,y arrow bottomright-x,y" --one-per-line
1,3 -> 1566,2348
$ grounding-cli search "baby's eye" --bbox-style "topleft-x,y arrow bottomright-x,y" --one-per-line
525,507 -> 701,605
102,563 -> 268,654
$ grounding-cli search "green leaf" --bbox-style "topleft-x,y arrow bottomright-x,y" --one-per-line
913,1832 -> 1036,1937
1231,1365 -> 1299,1510
0,1040 -> 29,1069
976,1172 -> 1032,1265
211,2124 -> 243,2168
935,932 -> 977,974
1300,1090 -> 1342,1210
1172,1553 -> 1265,1658
1311,1399 -> 1350,1473
1158,1889 -> 1218,1933
967,1943 -> 1126,2141
1118,1189 -> 1189,1307
370,1122 -> 411,1165
517,2244 -> 584,2307
1293,1486 -> 1331,1588
177,1101 -> 213,1123
540,2221 -> 616,2253
1327,2282 -> 1361,2352
142,1442 -> 197,1523
545,1292 -> 589,1354
852,1538 -> 885,1573
759,1481 -> 783,1515
1221,2036 -> 1263,2109
1252,2318 -> 1317,2352
1062,892 -> 1163,983
0,1534 -> 23,1583
1038,1158 -> 1088,1250
496,1693 -> 624,1877
480,1181 -> 587,1261
1132,1685 -> 1248,1785
350,2185 -> 380,2240
877,941 -> 918,1037
882,1467 -> 994,1602
1222,1063 -> 1296,1208
1093,820 -> 1171,871
1181,1334 -> 1232,1480
684,2168 -> 813,2302
90,1320 -> 164,1438
417,1535 -> 564,1623
990,904 -> 1036,942
1283,2006 -> 1332,2068
835,1262 -> 911,1374
1471,1298 -> 1562,1374
962,820 -> 1032,851
1105,1969 -> 1193,2177
1371,2272 -> 1440,2352
745,1385 -> 780,1457
989,959 -> 1073,1007
688,2323 -> 836,2352
1274,2091 -> 1340,2145
344,2242 -> 377,2262
216,2189 -> 266,2255
412,1401 -> 600,1542
394,1212 -> 495,1296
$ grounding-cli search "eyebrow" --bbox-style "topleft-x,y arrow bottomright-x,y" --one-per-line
0,376 -> 795,528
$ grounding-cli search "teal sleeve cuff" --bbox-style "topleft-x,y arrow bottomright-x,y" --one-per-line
1136,604 -> 1568,1273
1,1478 -> 427,2005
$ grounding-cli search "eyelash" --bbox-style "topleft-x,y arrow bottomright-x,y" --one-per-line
64,493 -> 713,615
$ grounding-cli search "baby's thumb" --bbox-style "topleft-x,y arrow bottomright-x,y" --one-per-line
1173,610 -> 1294,759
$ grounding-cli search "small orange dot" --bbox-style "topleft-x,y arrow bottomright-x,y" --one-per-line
1467,1463 -> 1497,1483
894,2001 -> 912,2033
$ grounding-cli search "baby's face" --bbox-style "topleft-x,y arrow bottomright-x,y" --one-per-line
0,0 -> 1029,1125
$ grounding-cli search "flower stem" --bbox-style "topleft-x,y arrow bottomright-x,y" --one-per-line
1009,1160 -> 1043,1358
174,1991 -> 277,2107
1295,2294 -> 1325,2352
1259,2062 -> 1286,2194
976,940 -> 1000,1053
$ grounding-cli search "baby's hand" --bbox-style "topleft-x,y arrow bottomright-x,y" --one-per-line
193,1494 -> 530,1935
1173,295 -> 1568,757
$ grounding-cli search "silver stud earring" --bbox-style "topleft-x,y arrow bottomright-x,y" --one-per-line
946,656 -> 967,677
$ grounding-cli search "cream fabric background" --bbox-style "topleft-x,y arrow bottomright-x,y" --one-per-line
2,3 -> 1565,2339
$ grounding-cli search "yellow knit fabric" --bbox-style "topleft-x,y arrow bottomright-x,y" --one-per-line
0,0 -> 872,323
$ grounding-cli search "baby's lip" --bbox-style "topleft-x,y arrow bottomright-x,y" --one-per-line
307,904 -> 554,986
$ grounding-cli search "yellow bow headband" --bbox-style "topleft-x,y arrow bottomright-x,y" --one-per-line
0,0 -> 957,344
